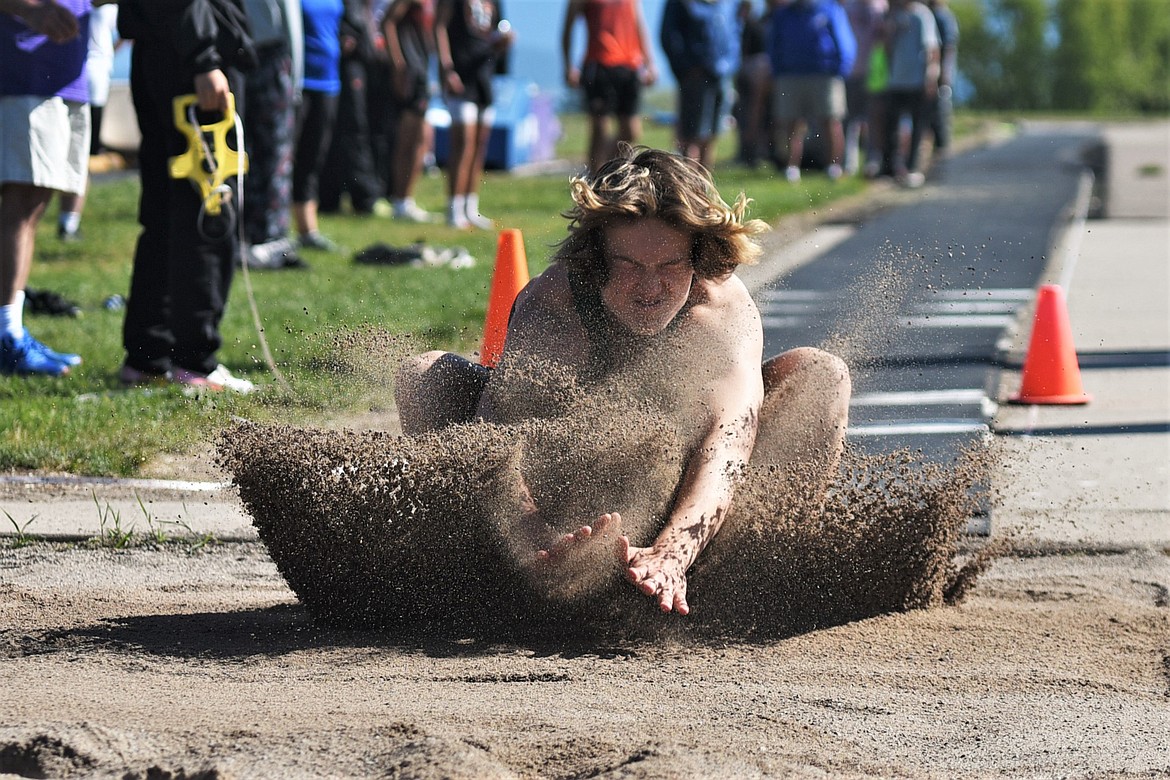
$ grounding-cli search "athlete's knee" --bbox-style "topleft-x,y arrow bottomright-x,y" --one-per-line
765,346 -> 849,389
395,349 -> 446,393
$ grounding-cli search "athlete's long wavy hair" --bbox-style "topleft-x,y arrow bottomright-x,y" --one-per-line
552,145 -> 769,284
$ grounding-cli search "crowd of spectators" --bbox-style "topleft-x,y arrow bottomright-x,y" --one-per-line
731,0 -> 957,188
2,0 -> 958,383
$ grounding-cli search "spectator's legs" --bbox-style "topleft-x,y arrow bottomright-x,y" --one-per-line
241,47 -> 294,246
1,183 -> 52,304
587,112 -> 614,174
784,119 -> 807,171
904,90 -> 927,173
617,113 -> 641,147
881,89 -> 911,176
827,117 -> 845,172
446,112 -> 472,228
865,90 -> 888,177
389,109 -> 428,202
464,113 -> 494,227
292,89 -> 339,243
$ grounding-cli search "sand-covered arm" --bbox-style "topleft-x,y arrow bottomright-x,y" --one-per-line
621,295 -> 764,615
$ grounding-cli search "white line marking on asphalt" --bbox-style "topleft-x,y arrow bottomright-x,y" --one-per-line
847,420 -> 991,436
762,315 -> 807,328
0,475 -> 231,492
903,314 -> 1018,328
913,301 -> 1021,314
851,389 -> 987,406
758,301 -> 823,313
757,289 -> 832,302
930,288 -> 1033,300
1058,170 -> 1094,292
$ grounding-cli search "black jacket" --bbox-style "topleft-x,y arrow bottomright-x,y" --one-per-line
119,0 -> 257,75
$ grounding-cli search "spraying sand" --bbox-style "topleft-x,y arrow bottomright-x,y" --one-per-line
217,330 -> 997,641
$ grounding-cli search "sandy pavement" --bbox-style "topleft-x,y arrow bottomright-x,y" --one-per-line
2,538 -> 1168,779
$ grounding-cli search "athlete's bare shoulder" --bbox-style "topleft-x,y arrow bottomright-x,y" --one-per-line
688,272 -> 762,335
505,263 -> 589,364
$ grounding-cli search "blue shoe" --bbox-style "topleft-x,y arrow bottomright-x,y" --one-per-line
0,331 -> 71,376
24,329 -> 82,366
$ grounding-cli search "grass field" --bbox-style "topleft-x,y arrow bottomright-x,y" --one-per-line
4,112 -> 876,475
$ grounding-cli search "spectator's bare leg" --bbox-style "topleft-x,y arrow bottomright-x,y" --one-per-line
1,183 -> 53,303
617,113 -> 640,147
390,110 -> 428,201
587,113 -> 613,174
785,119 -> 807,171
827,117 -> 845,170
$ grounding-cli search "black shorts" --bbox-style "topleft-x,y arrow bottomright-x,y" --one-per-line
392,64 -> 430,115
581,62 -> 641,117
449,63 -> 495,108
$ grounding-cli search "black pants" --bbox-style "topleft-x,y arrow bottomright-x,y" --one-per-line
122,41 -> 238,376
318,55 -> 383,213
241,42 -> 295,245
882,88 -> 928,175
292,88 -> 338,204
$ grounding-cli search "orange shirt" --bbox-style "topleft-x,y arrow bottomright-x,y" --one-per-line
583,0 -> 645,70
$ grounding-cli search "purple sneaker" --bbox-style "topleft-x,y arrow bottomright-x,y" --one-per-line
0,331 -> 71,376
119,364 -> 170,387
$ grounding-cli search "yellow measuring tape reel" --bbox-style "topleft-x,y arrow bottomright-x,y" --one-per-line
168,92 -> 248,216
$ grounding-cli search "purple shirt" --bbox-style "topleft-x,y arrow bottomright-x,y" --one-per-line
0,0 -> 91,101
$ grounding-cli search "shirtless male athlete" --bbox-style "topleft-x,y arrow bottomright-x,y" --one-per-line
395,146 -> 851,616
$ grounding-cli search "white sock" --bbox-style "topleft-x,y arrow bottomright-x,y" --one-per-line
1,291 -> 25,339
59,211 -> 81,234
465,193 -> 481,217
447,195 -> 468,227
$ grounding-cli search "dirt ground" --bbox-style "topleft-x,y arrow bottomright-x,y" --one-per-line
1,539 -> 1168,779
3,337 -> 1169,780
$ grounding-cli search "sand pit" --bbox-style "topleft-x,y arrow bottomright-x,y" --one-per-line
2,541 -> 1167,778
3,377 -> 1167,778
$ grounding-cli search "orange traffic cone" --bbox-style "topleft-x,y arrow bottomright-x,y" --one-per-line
1009,284 -> 1091,404
480,228 -> 530,367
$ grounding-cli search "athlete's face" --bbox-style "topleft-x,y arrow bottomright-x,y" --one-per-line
600,218 -> 695,336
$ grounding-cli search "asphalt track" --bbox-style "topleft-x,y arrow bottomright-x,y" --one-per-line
757,126 -> 1101,491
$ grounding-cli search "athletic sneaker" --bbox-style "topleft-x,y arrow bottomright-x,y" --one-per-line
826,163 -> 843,181
172,364 -> 255,394
393,200 -> 437,224
898,171 -> 926,189
119,363 -> 170,387
23,329 -> 81,366
785,165 -> 801,183
446,202 -> 470,230
1,331 -> 70,376
298,231 -> 338,252
206,364 -> 256,394
465,209 -> 494,230
57,223 -> 82,243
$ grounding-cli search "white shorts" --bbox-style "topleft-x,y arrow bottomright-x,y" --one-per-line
0,95 -> 91,194
447,99 -> 495,127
